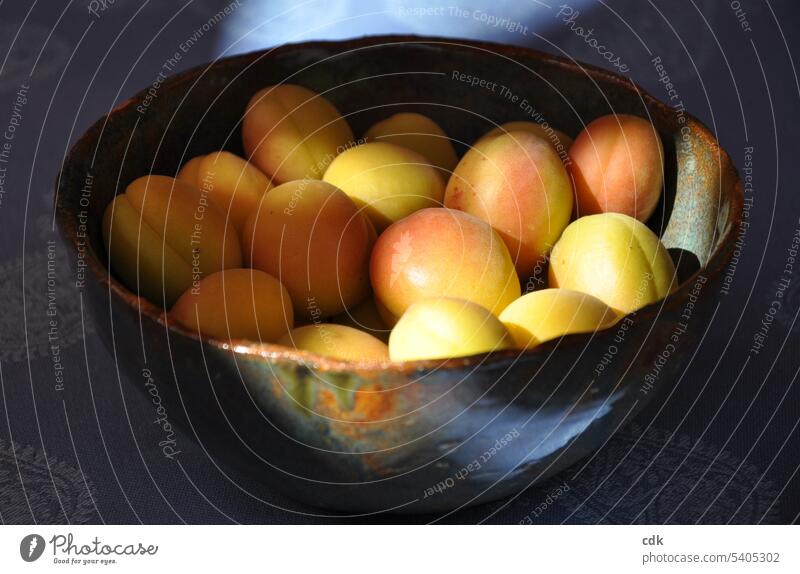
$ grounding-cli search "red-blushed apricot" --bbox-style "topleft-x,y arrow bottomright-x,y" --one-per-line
333,297 -> 390,342
323,142 -> 445,232
370,207 -> 520,319
480,121 -> 573,156
279,324 -> 389,361
242,84 -> 354,184
170,269 -> 293,342
548,213 -> 677,314
364,112 -> 458,174
569,114 -> 664,222
498,288 -> 617,349
102,175 -> 242,307
177,151 -> 273,236
445,131 -> 573,278
389,297 -> 512,361
244,180 -> 373,319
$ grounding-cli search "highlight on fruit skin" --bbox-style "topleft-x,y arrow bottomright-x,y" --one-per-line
364,112 -> 459,175
279,324 -> 389,362
170,268 -> 293,342
498,288 -> 617,349
177,151 -> 273,236
548,212 -> 677,315
323,141 -> 445,232
242,84 -> 354,184
370,207 -> 521,320
388,297 -> 513,362
568,113 -> 664,222
102,175 -> 242,307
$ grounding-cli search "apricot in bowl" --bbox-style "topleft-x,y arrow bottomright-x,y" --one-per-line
322,141 -> 445,232
445,131 -> 573,278
244,179 -> 373,319
102,175 -> 242,306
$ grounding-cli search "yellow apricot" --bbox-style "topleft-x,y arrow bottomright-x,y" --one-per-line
177,155 -> 204,184
170,269 -> 293,342
102,175 -> 242,306
279,324 -> 389,361
364,112 -> 458,174
389,297 -> 512,361
498,288 -> 617,349
549,213 -> 677,314
244,180 -> 373,319
242,84 -> 354,184
323,142 -> 445,232
569,114 -> 664,222
481,121 -> 573,155
370,208 -> 521,319
102,194 -> 193,306
177,151 -> 273,235
333,297 -> 390,342
445,131 -> 573,278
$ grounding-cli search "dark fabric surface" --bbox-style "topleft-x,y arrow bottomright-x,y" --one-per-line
0,0 -> 798,524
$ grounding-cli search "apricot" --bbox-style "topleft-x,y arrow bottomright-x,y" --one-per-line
480,121 -> 573,155
102,175 -> 242,306
444,131 -> 573,278
177,155 -> 204,183
569,114 -> 664,221
170,269 -> 292,342
333,297 -> 390,342
389,297 -> 512,361
244,180 -> 373,319
370,207 -> 520,319
364,112 -> 458,174
323,142 -> 445,232
548,213 -> 677,314
498,288 -> 616,349
242,84 -> 354,184
177,151 -> 273,236
279,324 -> 389,361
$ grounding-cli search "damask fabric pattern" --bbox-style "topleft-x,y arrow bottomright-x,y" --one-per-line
0,0 -> 799,524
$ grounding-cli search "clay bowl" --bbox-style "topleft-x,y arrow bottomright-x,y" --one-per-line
55,35 -> 742,514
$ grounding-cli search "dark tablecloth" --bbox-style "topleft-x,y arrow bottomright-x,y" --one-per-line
0,0 -> 798,524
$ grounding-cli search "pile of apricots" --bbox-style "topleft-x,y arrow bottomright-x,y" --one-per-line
103,83 -> 677,362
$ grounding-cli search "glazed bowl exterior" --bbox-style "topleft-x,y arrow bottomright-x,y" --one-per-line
56,36 -> 742,514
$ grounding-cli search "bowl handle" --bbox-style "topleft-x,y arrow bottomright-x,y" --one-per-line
661,119 -> 738,267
